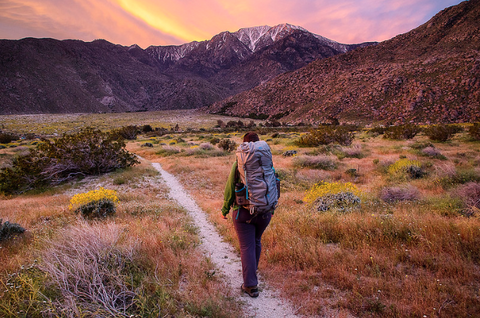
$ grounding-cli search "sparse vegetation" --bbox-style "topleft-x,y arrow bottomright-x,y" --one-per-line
2,112 -> 480,318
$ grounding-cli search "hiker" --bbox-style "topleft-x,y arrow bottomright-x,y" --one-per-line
221,132 -> 279,298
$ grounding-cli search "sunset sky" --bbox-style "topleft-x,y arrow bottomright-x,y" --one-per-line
0,0 -> 464,48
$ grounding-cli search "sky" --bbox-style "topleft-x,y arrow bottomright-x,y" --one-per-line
0,0 -> 465,48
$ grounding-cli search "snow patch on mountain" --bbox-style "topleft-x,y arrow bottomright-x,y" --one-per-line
148,41 -> 201,62
234,25 -> 271,51
146,23 -> 352,63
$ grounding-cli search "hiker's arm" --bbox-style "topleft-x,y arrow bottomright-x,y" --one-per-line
221,161 -> 237,216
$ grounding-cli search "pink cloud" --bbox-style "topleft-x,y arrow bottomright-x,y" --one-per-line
0,0 -> 464,47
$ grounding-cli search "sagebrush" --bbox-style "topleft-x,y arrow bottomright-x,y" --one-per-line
0,128 -> 139,194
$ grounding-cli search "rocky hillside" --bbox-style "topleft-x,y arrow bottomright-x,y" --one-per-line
207,0 -> 480,125
0,24 -> 370,115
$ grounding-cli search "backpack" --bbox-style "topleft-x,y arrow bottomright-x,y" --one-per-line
235,140 -> 279,215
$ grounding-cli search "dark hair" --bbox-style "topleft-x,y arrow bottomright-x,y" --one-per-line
243,132 -> 259,142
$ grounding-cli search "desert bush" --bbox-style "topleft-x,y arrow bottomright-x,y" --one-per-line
367,126 -> 387,136
199,143 -> 213,150
283,150 -> 298,157
468,123 -> 480,140
423,124 -> 462,142
0,219 -> 26,241
421,146 -> 446,159
304,182 -> 362,212
112,125 -> 139,140
217,139 -> 236,152
0,128 -> 139,194
293,155 -> 337,170
388,158 -> 425,179
297,126 -> 354,147
69,187 -> 119,219
341,144 -> 364,158
209,137 -> 220,145
156,145 -> 181,157
384,124 -> 421,140
452,182 -> 480,216
0,132 -> 19,144
225,120 -> 245,128
141,124 -> 153,133
380,185 -> 421,203
434,164 -> 480,189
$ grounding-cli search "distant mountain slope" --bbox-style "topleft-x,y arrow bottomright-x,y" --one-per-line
207,0 -> 480,124
0,24 -> 369,115
0,39 -> 224,114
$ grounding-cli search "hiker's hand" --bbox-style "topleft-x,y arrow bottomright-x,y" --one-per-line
221,213 -> 227,220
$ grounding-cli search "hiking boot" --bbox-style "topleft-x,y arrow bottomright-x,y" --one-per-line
241,284 -> 259,298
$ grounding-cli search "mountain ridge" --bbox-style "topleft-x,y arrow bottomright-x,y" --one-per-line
0,24 -> 372,115
206,0 -> 480,124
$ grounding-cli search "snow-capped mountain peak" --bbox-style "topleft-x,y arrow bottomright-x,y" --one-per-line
234,25 -> 271,51
232,24 -> 312,52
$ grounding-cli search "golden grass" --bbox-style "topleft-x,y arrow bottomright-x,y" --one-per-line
0,162 -> 242,317
152,129 -> 480,317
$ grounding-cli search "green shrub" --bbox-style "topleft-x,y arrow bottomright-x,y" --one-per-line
70,187 -> 118,218
74,199 -> 116,218
141,124 -> 153,133
0,219 -> 26,241
209,137 -> 220,145
367,126 -> 387,136
424,124 -> 461,142
436,167 -> 480,189
0,132 -> 19,144
304,182 -> 362,212
217,139 -> 237,152
0,128 -> 139,194
468,123 -> 480,140
388,159 -> 425,179
384,124 -> 421,140
112,125 -> 139,140
297,126 -> 354,147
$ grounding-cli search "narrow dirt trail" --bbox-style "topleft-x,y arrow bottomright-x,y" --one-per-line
151,162 -> 298,318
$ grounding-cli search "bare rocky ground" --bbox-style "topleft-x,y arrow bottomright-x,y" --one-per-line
151,161 -> 299,317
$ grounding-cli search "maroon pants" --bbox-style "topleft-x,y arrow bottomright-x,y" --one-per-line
232,207 -> 272,287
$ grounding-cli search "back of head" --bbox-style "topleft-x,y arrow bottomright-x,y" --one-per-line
243,132 -> 259,143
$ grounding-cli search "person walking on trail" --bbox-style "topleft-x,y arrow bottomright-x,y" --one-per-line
221,132 -> 279,298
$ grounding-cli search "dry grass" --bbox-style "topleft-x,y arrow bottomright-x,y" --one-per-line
154,128 -> 480,317
0,161 -> 242,317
